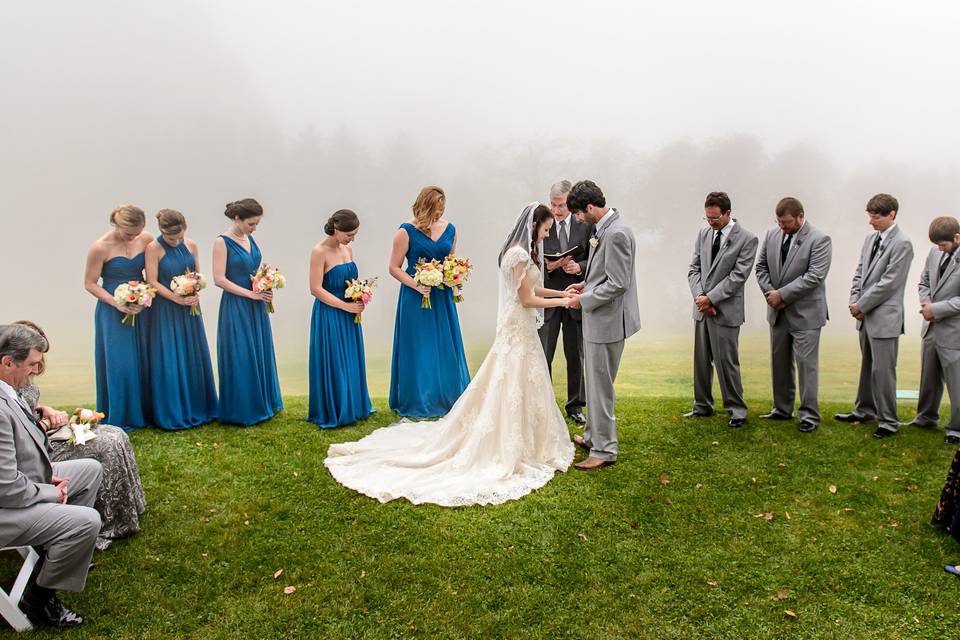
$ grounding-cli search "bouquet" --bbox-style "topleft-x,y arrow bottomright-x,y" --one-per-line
251,264 -> 286,313
442,254 -> 473,303
413,258 -> 444,309
170,270 -> 207,316
113,281 -> 157,326
66,408 -> 103,446
344,277 -> 378,324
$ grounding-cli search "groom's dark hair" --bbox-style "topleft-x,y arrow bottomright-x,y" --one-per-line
566,180 -> 606,214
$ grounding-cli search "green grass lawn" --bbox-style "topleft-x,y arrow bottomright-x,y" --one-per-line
5,335 -> 960,638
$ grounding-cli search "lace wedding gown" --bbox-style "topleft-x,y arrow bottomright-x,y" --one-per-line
325,247 -> 574,506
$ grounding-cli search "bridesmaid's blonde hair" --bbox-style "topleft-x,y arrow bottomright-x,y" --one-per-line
110,204 -> 146,229
411,186 -> 445,232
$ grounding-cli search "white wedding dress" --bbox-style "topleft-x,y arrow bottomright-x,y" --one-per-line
325,245 -> 574,506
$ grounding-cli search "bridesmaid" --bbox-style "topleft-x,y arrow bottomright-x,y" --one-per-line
144,209 -> 218,429
213,198 -> 283,425
307,209 -> 374,428
83,204 -> 154,430
388,186 -> 470,418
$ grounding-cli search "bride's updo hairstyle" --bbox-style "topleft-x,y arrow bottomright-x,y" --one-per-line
224,198 -> 263,221
411,186 -> 445,232
530,204 -> 552,266
156,209 -> 186,235
324,209 -> 360,236
110,204 -> 146,230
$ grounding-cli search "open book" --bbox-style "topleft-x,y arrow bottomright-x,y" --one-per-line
544,243 -> 586,261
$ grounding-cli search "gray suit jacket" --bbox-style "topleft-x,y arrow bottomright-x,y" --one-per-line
580,209 -> 641,344
755,222 -> 833,330
687,221 -> 759,327
0,394 -> 58,543
920,246 -> 960,349
542,216 -> 593,321
849,225 -> 914,339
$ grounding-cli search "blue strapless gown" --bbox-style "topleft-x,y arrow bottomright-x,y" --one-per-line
308,262 -> 374,428
388,222 -> 470,418
216,235 -> 283,425
147,237 -> 218,430
94,253 -> 151,430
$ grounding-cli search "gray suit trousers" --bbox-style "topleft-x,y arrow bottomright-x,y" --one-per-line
854,331 -> 900,432
769,316 -> 821,423
583,340 -> 624,462
693,318 -> 747,419
916,336 -> 960,437
5,459 -> 102,592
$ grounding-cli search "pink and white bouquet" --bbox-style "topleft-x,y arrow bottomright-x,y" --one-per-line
251,264 -> 286,313
442,255 -> 473,303
344,276 -> 378,324
170,270 -> 207,316
413,258 -> 444,309
67,408 -> 104,446
113,281 -> 157,326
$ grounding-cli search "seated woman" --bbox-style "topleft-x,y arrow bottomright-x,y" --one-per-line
15,320 -> 147,550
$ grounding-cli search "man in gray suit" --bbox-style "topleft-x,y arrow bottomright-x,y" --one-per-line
539,180 -> 593,424
755,197 -> 833,432
566,181 -> 641,470
0,325 -> 101,629
911,217 -> 960,444
686,192 -> 758,428
835,194 -> 914,438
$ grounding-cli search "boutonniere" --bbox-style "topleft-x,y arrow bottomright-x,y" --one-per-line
589,237 -> 599,248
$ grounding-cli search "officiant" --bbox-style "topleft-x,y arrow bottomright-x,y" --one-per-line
539,180 -> 593,424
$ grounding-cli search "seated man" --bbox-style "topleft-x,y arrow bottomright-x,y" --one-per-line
0,324 -> 102,629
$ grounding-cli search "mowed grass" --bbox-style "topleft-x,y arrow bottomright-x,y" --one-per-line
5,335 -> 960,639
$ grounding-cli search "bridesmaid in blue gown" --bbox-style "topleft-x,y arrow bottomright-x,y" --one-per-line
83,204 -> 155,430
388,186 -> 470,418
307,209 -> 374,428
144,209 -> 218,429
212,198 -> 283,425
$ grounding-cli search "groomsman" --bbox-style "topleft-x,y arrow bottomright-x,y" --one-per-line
755,197 -> 833,432
911,217 -> 960,444
685,192 -> 758,427
539,180 -> 593,424
835,194 -> 914,438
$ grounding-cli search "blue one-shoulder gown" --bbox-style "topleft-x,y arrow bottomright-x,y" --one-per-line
308,262 -> 374,428
216,235 -> 283,425
389,222 -> 470,418
94,253 -> 151,430
148,237 -> 218,430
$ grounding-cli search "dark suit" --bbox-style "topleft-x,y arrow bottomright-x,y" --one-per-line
538,215 -> 593,414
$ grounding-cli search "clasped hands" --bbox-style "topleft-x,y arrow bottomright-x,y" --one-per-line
848,303 -> 865,321
564,283 -> 583,309
920,302 -> 937,322
695,294 -> 718,317
764,289 -> 786,310
546,256 -> 582,275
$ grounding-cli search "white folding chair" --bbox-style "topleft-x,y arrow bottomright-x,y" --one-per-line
0,546 -> 39,632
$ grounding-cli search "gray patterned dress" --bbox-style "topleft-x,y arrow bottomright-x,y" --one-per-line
21,384 -> 147,550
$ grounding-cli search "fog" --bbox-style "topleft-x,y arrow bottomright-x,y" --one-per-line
4,1 -> 960,395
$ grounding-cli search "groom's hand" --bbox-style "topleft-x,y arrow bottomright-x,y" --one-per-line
565,283 -> 584,294
567,294 -> 581,310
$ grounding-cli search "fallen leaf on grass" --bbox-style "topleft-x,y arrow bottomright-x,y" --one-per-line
777,589 -> 788,601
283,586 -> 296,595
707,580 -> 717,588
212,442 -> 221,449
778,463 -> 786,468
843,508 -> 854,513
711,441 -> 719,446
293,471 -> 299,478
695,483 -> 703,490
201,553 -> 208,558
578,532 -> 589,541
359,570 -> 367,579
664,497 -> 673,505
628,593 -> 636,599
754,512 -> 774,521
784,609 -> 798,620
659,473 -> 670,486
829,485 -> 837,494
273,569 -> 283,579
890,522 -> 899,529
244,520 -> 250,526
751,477 -> 757,484
784,511 -> 791,520
629,522 -> 638,530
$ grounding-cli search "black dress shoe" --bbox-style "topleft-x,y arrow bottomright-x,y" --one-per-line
946,435 -> 960,445
567,412 -> 586,425
760,411 -> 792,420
797,420 -> 818,433
872,427 -> 897,439
834,412 -> 876,423
683,410 -> 713,418
728,418 -> 747,428
20,594 -> 84,628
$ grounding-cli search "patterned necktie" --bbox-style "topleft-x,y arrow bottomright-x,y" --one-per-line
780,233 -> 792,266
711,230 -> 722,261
558,220 -> 568,252
869,233 -> 882,264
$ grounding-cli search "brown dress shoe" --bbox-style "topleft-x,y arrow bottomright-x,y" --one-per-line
572,435 -> 590,451
574,456 -> 615,471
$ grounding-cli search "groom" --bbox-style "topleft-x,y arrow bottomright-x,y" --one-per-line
567,181 -> 641,470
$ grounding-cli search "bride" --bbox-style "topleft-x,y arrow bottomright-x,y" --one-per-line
325,202 -> 576,506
